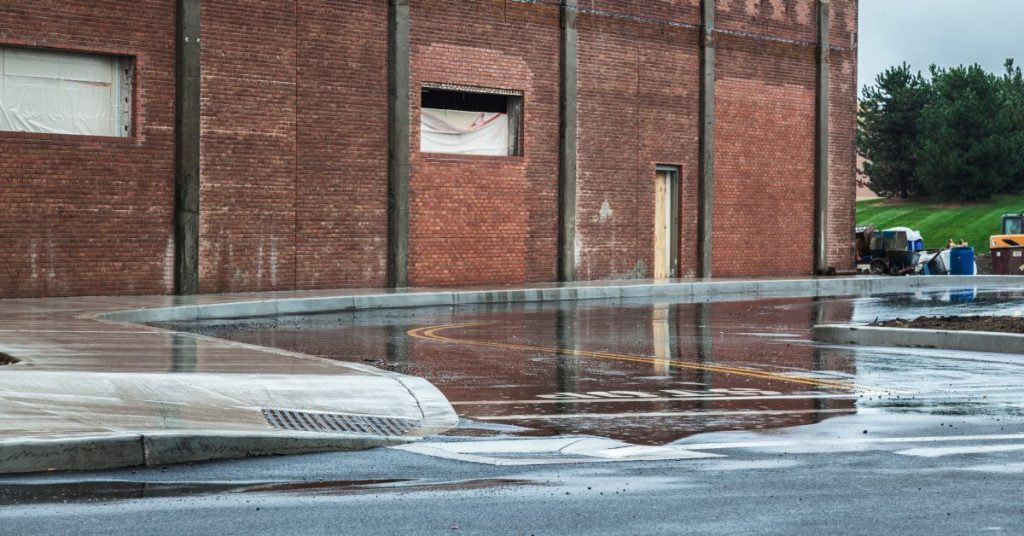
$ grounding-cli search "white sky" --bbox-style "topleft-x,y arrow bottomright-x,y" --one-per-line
858,0 -> 1024,92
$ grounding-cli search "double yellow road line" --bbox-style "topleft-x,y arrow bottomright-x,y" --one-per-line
408,322 -> 864,392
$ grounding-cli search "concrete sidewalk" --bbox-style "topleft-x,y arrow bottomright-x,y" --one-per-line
0,275 -> 1020,474
0,294 -> 457,474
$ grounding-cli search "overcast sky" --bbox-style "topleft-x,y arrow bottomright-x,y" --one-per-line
859,0 -> 1024,92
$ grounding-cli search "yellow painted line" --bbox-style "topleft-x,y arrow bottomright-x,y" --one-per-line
449,393 -> 859,406
407,322 -> 874,392
473,408 -> 859,421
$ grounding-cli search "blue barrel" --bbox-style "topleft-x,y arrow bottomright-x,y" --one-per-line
949,247 -> 976,275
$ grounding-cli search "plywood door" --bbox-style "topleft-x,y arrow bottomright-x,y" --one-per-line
654,171 -> 673,278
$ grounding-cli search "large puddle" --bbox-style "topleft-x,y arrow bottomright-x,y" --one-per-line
160,288 -> 1024,445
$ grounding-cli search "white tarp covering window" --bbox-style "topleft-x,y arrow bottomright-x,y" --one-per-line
0,47 -> 129,137
421,108 -> 510,156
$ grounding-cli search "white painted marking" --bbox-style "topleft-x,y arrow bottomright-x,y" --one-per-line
957,463 -> 1024,474
679,433 -> 1024,451
473,408 -> 857,421
897,444 -> 1024,458
393,437 -> 721,466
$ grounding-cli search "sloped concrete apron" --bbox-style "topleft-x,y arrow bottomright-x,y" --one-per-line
1,275 -> 1021,474
0,296 -> 456,474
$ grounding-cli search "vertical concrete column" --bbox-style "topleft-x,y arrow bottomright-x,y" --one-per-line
697,0 -> 716,279
388,0 -> 411,288
558,0 -> 579,282
174,0 -> 201,295
814,0 -> 831,274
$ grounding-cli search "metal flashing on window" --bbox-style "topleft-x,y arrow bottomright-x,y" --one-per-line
421,81 -> 523,97
118,59 -> 134,137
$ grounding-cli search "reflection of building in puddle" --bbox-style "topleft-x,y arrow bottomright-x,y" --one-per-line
416,299 -> 859,445
192,297 -> 860,446
555,304 -> 578,421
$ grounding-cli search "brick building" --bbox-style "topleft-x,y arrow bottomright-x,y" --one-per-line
0,0 -> 857,299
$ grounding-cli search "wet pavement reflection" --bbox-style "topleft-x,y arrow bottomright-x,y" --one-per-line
164,289 -> 1024,446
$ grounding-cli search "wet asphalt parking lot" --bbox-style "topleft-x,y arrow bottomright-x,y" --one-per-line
2,287 -> 1024,535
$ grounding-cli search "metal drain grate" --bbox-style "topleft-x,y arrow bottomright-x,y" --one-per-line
261,409 -> 421,437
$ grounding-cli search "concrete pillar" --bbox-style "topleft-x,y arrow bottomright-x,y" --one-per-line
697,0 -> 716,279
388,0 -> 411,288
558,0 -> 579,282
174,0 -> 201,295
814,0 -> 831,274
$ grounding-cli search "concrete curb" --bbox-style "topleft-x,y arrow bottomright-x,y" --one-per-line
0,370 -> 459,475
0,435 -> 145,475
12,275 -> 1017,475
0,432 -> 406,475
813,324 -> 1024,355
98,276 -> 1024,324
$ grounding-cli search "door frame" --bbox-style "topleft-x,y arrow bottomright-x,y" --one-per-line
655,165 -> 680,278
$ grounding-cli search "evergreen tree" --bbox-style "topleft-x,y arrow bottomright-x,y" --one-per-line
915,64 -> 1018,201
857,64 -> 930,199
1000,59 -> 1024,193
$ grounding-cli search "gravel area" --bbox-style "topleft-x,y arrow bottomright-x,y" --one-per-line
875,315 -> 1024,334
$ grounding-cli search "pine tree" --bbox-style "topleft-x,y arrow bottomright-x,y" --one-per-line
857,64 -> 930,199
915,64 -> 1017,201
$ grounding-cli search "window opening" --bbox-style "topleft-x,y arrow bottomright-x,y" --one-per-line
0,47 -> 133,137
420,84 -> 522,156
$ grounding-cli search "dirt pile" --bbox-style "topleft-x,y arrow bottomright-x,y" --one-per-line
874,316 -> 1024,334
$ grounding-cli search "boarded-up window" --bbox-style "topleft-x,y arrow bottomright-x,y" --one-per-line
420,83 -> 522,156
0,47 -> 132,137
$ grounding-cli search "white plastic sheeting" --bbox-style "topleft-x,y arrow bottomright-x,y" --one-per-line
0,47 -> 126,137
420,108 -> 510,156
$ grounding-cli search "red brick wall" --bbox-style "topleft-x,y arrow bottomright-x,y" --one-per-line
713,34 -> 817,277
408,0 -> 561,286
199,0 -> 389,293
828,0 -> 859,270
576,5 -> 701,280
0,1 -> 176,298
712,0 -> 821,277
200,1 -> 298,293
0,0 -> 859,298
296,1 -> 389,290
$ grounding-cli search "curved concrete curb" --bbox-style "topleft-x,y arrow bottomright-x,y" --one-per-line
0,372 -> 458,475
98,275 -> 1024,324
0,432 -> 403,475
5,275 -> 1020,475
814,324 -> 1024,355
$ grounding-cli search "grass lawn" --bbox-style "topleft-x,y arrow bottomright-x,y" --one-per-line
856,194 -> 1024,253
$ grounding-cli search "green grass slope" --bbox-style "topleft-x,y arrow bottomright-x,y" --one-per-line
856,195 -> 1024,253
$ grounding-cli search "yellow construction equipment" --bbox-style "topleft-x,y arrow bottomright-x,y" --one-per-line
990,214 -> 1024,275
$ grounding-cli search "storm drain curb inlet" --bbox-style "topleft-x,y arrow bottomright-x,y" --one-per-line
262,409 -> 422,437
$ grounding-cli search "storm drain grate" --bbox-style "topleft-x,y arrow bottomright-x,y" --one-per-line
261,409 -> 421,437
